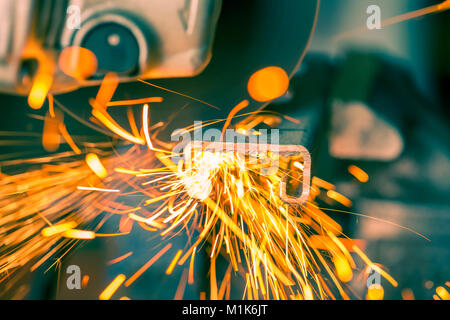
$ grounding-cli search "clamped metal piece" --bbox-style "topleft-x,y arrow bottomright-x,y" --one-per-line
183,141 -> 311,205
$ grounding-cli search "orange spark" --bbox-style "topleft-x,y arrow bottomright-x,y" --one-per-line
142,104 -> 154,150
28,72 -> 52,110
95,232 -> 130,237
94,73 -> 118,109
188,247 -> 197,285
42,111 -> 62,152
108,252 -> 133,265
353,246 -> 398,287
99,274 -> 126,300
127,107 -> 141,138
332,255 -> 353,283
41,222 -> 78,237
77,186 -> 119,193
166,250 -> 183,275
125,243 -> 172,287
401,288 -> 415,300
63,229 -> 96,240
174,268 -> 189,300
312,176 -> 335,190
91,108 -> 145,145
107,97 -> 163,107
59,123 -> 82,154
138,79 -> 220,110
58,46 -> 98,80
366,284 -> 384,300
82,275 -> 90,288
85,153 -> 107,179
221,100 -> 249,139
119,215 -> 134,233
48,93 -> 55,118
436,286 -> 450,300
327,190 -> 352,207
210,258 -> 218,300
348,165 -> 369,183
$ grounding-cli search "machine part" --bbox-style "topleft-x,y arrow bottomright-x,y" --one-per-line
71,15 -> 147,78
0,0 -> 222,94
83,23 -> 139,75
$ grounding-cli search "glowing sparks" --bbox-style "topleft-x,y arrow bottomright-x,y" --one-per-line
99,274 -> 126,300
188,247 -> 197,285
348,165 -> 369,183
42,111 -> 62,152
174,268 -> 189,300
293,161 -> 304,170
107,97 -> 163,107
108,252 -> 134,265
63,229 -> 96,240
77,186 -> 120,193
247,66 -> 289,102
166,250 -> 183,275
333,255 -> 353,283
85,153 -> 107,179
125,244 -> 172,287
82,275 -> 90,288
312,176 -> 335,191
354,245 -> 398,288
92,108 -> 145,145
94,72 -> 118,109
366,284 -> 384,300
436,286 -> 450,300
59,123 -> 82,155
1,65 -> 408,301
28,72 -> 52,110
221,100 -> 249,138
0,106 -> 399,300
401,288 -> 415,300
58,46 -> 98,80
48,93 -> 55,118
327,190 -> 352,207
142,104 -> 154,150
41,222 -> 78,237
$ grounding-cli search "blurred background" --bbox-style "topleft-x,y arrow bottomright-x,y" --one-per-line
308,0 -> 450,300
0,0 -> 449,300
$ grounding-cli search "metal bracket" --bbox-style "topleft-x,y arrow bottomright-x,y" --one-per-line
183,141 -> 311,205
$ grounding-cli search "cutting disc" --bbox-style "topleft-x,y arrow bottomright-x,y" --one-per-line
57,0 -> 320,138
